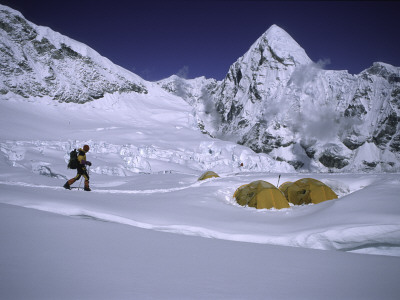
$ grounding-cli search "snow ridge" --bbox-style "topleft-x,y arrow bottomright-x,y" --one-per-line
0,4 -> 147,103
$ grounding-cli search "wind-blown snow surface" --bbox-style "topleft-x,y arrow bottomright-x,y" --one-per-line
1,92 -> 400,299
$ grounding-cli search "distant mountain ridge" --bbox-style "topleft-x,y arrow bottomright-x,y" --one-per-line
158,26 -> 400,172
1,4 -> 399,172
0,4 -> 147,103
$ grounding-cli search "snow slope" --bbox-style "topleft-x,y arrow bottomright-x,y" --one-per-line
0,4 -> 147,103
1,203 -> 400,300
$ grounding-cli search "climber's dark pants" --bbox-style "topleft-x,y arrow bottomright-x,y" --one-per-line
67,168 -> 89,188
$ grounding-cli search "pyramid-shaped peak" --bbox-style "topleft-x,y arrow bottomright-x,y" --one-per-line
263,25 -> 299,44
265,24 -> 291,37
251,24 -> 312,66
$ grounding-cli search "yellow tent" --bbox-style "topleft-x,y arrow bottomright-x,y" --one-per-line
286,178 -> 338,205
234,180 -> 290,209
198,171 -> 219,181
278,181 -> 294,200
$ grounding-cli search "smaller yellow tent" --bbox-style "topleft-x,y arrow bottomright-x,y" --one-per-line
198,171 -> 219,181
286,178 -> 338,205
234,180 -> 290,209
278,181 -> 294,200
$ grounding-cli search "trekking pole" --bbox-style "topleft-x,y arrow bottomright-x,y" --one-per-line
277,174 -> 281,187
87,166 -> 91,190
78,177 -> 83,190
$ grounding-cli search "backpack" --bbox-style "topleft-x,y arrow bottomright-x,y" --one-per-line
67,149 -> 78,169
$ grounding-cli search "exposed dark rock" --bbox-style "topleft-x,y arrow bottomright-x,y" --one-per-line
226,103 -> 243,123
363,160 -> 378,168
319,153 -> 349,169
373,112 -> 398,149
342,137 -> 365,150
288,160 -> 304,169
344,104 -> 367,117
389,134 -> 400,152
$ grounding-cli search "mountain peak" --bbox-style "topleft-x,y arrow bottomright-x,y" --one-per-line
254,24 -> 312,66
264,24 -> 290,37
262,24 -> 300,46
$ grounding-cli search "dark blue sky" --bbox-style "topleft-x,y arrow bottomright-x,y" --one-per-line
3,0 -> 400,81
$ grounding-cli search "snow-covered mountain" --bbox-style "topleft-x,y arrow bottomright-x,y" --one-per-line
0,4 -> 293,175
1,3 -> 399,172
159,26 -> 400,172
156,75 -> 220,136
0,5 -> 147,103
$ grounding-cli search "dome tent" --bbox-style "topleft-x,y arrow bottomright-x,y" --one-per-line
278,181 -> 294,199
286,178 -> 338,205
234,180 -> 290,209
198,171 -> 219,181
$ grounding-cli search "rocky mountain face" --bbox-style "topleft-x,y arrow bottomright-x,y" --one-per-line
159,25 -> 400,172
0,5 -> 147,103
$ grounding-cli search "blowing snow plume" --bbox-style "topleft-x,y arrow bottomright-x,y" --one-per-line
198,85 -> 222,135
259,60 -> 340,142
172,66 -> 192,103
285,59 -> 344,143
292,103 -> 340,142
288,59 -> 330,90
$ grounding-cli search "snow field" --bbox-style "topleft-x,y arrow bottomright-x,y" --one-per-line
1,92 -> 400,257
2,202 -> 399,300
1,160 -> 399,257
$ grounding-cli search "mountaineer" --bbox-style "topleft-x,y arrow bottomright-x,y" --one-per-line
64,144 -> 92,191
